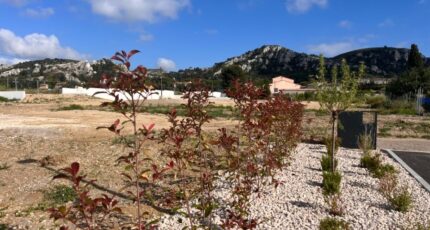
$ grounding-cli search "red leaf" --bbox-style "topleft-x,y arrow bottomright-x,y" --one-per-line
111,55 -> 123,63
71,162 -> 80,176
125,61 -> 130,69
127,49 -> 140,59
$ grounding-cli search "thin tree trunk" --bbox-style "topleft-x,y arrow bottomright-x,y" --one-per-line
331,111 -> 336,172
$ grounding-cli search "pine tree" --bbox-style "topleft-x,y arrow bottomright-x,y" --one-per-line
407,44 -> 424,69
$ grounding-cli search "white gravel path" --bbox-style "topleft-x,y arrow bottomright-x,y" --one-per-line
159,144 -> 430,229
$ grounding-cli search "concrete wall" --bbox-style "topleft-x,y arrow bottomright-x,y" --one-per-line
62,87 -> 177,100
0,91 -> 26,100
62,87 -> 225,100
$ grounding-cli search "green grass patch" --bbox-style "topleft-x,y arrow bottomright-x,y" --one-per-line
140,104 -> 236,118
57,104 -> 85,111
24,185 -> 76,214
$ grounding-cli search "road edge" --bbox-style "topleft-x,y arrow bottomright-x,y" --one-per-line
382,149 -> 430,193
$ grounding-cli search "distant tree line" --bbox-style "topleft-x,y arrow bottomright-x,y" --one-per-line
386,44 -> 430,98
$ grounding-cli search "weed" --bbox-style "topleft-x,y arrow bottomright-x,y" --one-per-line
57,104 -> 85,111
324,194 -> 344,216
378,173 -> 398,199
0,163 -> 10,170
322,171 -> 342,196
0,206 -> 7,219
358,133 -> 373,156
372,164 -> 397,179
360,153 -> 381,171
319,217 -> 349,230
44,185 -> 76,206
389,187 -> 413,212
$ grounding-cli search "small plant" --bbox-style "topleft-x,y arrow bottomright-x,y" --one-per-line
319,217 -> 350,230
322,171 -> 342,196
321,154 -> 338,172
0,206 -> 7,219
0,96 -> 9,102
0,163 -> 10,170
372,164 -> 397,179
378,173 -> 398,199
57,104 -> 85,111
389,187 -> 413,212
324,194 -> 344,216
403,220 -> 430,230
48,162 -> 122,229
379,173 -> 413,212
360,153 -> 381,171
44,185 -> 77,206
358,133 -> 373,156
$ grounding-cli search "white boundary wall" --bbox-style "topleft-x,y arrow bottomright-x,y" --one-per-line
62,87 -> 178,100
62,87 -> 224,100
0,91 -> 26,100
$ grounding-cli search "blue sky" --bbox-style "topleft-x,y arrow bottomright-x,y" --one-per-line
0,0 -> 429,70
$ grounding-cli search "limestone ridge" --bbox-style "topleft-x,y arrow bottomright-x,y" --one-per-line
1,45 -> 429,84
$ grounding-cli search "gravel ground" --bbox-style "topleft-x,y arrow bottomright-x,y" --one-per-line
159,144 -> 430,229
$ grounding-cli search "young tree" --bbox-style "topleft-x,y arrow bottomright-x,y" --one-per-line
315,55 -> 364,172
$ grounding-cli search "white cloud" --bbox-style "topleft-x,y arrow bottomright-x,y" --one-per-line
23,7 -> 54,17
87,0 -> 190,22
307,34 -> 377,57
0,28 -> 85,60
338,20 -> 351,29
307,42 -> 355,57
0,56 -> 28,65
378,18 -> 394,27
139,32 -> 154,42
157,58 -> 176,72
286,0 -> 327,13
0,0 -> 28,6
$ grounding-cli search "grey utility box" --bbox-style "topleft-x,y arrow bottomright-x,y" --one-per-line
337,111 -> 378,149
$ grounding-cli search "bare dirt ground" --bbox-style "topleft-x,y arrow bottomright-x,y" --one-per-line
0,94 -> 429,229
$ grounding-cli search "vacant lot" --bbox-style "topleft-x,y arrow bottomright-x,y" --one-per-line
0,94 -> 429,228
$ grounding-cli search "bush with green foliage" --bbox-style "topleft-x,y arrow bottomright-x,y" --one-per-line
319,217 -> 349,230
0,96 -> 9,102
322,171 -> 342,196
365,95 -> 386,109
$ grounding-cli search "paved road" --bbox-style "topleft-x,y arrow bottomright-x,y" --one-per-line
378,138 -> 430,153
391,150 -> 430,185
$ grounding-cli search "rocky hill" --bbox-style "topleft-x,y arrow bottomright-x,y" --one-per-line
1,45 -> 429,88
208,45 -> 430,82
